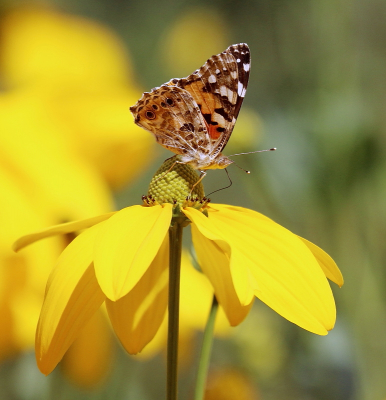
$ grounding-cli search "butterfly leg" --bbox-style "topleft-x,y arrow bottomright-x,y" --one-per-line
189,170 -> 207,198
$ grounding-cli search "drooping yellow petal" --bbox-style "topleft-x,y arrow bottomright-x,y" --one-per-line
13,212 -> 115,252
136,250 -> 232,360
36,224 -> 105,375
183,207 -> 255,306
106,234 -> 169,354
297,236 -> 344,287
61,309 -> 113,388
94,204 -> 172,301
190,222 -> 254,326
179,251 -> 231,335
187,205 -> 336,335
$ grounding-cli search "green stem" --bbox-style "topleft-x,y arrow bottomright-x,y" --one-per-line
167,221 -> 184,400
194,296 -> 219,400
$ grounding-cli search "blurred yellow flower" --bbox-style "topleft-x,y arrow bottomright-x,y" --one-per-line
1,6 -> 154,189
0,90 -> 113,221
1,7 -> 133,90
204,368 -> 259,400
14,196 -> 342,375
161,6 -> 229,78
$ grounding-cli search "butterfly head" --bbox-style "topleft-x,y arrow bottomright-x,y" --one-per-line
179,153 -> 233,171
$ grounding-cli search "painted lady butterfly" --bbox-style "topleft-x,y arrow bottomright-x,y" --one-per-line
130,43 -> 250,172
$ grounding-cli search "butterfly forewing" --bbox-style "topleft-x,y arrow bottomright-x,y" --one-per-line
227,43 -> 250,119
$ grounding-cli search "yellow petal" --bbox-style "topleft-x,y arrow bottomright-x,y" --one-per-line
215,206 -> 344,288
179,251 -> 231,335
213,205 -> 344,288
136,250 -> 232,360
36,224 -> 105,375
13,212 -> 115,252
94,204 -> 172,300
297,236 -> 344,287
187,205 -> 336,335
61,310 -> 113,388
183,207 -> 255,305
106,234 -> 169,354
190,223 -> 254,326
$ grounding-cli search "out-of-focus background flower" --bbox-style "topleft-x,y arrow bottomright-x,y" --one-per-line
0,1 -> 384,399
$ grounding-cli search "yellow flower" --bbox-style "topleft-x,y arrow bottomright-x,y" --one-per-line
14,192 -> 343,375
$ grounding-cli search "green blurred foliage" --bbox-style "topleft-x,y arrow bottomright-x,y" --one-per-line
1,0 -> 386,399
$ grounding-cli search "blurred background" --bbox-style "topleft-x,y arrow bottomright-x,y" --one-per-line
0,0 -> 385,399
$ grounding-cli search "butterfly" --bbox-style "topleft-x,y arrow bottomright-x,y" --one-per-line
130,43 -> 250,173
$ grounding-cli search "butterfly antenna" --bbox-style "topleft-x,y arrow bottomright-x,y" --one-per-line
206,168 -> 233,196
227,147 -> 276,174
228,147 -> 277,157
231,160 -> 251,174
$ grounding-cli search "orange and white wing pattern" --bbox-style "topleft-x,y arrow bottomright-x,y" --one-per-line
130,43 -> 250,170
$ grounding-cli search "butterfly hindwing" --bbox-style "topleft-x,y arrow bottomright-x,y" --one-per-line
129,85 -> 212,156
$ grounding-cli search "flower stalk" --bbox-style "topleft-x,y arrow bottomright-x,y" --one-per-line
194,296 -> 218,400
167,217 -> 185,400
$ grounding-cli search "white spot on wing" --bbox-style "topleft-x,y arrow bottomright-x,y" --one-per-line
215,69 -> 220,74
243,63 -> 250,72
236,58 -> 241,63
227,88 -> 236,103
230,71 -> 237,79
208,75 -> 217,83
220,85 -> 228,97
213,113 -> 226,126
238,81 -> 246,97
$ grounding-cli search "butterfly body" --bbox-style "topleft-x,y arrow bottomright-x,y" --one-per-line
130,43 -> 250,171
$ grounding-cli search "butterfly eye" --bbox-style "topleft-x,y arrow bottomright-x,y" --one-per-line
166,98 -> 174,107
145,110 -> 156,120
